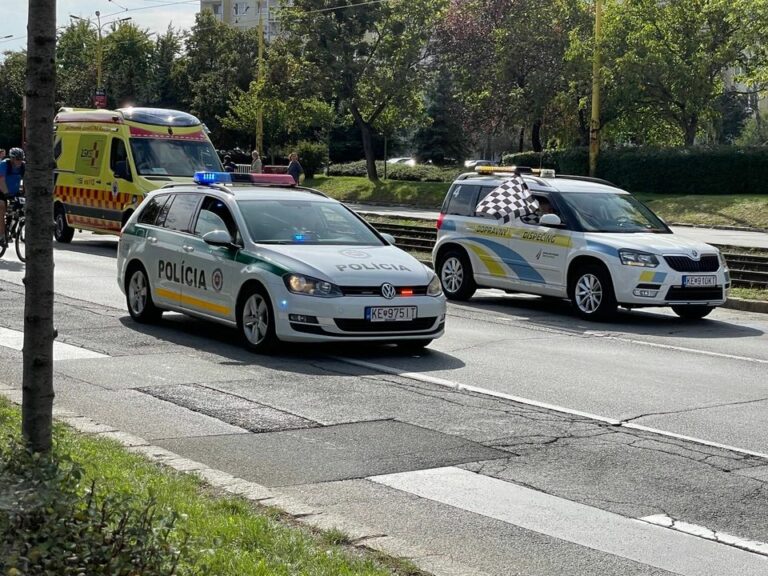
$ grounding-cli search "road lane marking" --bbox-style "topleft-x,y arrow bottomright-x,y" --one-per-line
640,514 -> 768,556
370,466 -> 768,575
584,331 -> 768,365
337,357 -> 768,461
0,327 -> 107,360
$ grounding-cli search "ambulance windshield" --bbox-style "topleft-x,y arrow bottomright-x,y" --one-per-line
129,138 -> 222,177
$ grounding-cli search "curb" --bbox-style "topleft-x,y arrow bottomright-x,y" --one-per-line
723,297 -> 768,314
0,387 -> 485,576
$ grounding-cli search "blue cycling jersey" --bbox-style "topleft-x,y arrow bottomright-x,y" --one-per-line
0,159 -> 23,197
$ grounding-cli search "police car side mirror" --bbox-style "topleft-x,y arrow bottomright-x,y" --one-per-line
539,214 -> 562,227
203,229 -> 234,247
381,233 -> 396,245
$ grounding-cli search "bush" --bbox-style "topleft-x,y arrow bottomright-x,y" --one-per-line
294,141 -> 329,179
327,160 -> 463,182
501,147 -> 768,195
0,438 -> 190,576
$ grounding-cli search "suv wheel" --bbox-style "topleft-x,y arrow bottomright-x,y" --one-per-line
438,250 -> 476,301
671,305 -> 714,320
569,264 -> 617,320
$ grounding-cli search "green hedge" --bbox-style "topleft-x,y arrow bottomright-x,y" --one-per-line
502,147 -> 768,195
328,160 -> 462,182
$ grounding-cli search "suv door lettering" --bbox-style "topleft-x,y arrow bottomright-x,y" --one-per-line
159,259 -> 208,290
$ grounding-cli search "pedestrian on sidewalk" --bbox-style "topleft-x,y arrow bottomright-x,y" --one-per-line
223,155 -> 237,173
287,152 -> 303,184
251,149 -> 262,173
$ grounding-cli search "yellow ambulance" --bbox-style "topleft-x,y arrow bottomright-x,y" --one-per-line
53,107 -> 222,242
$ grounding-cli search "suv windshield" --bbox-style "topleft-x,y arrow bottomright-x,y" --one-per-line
558,193 -> 669,233
237,199 -> 385,245
129,139 -> 221,177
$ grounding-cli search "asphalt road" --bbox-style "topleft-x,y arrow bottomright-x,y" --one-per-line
2,232 -> 768,575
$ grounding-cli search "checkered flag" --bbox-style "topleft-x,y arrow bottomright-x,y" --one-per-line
475,175 -> 539,223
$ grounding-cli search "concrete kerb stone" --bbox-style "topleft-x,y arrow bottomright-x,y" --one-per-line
0,390 -> 478,576
723,297 -> 768,314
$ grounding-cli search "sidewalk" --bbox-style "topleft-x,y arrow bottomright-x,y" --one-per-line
348,203 -> 768,250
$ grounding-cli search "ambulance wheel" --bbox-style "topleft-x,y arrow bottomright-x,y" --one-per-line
126,264 -> 163,323
237,285 -> 278,353
672,305 -> 715,320
54,205 -> 74,243
569,264 -> 617,320
438,249 -> 476,301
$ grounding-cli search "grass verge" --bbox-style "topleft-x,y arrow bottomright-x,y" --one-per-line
730,287 -> 768,301
308,175 -> 768,230
0,398 -> 421,576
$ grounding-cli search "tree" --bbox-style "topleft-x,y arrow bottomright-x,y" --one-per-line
281,0 -> 445,181
0,51 -> 26,147
601,0 -> 757,145
23,0 -> 57,452
56,21 -> 97,107
413,69 -> 467,164
102,22 -> 156,107
148,26 -> 184,107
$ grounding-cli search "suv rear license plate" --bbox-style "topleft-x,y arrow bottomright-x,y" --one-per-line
366,306 -> 417,322
683,275 -> 717,287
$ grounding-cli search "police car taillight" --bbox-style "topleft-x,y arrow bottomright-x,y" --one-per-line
436,212 -> 445,230
193,171 -> 232,185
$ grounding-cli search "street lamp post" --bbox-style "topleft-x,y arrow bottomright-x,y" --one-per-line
589,0 -> 603,177
69,12 -> 131,108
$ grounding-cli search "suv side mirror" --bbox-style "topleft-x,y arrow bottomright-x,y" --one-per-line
540,214 -> 562,227
114,160 -> 132,182
203,229 -> 234,247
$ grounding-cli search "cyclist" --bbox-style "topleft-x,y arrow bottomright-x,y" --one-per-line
0,147 -> 25,247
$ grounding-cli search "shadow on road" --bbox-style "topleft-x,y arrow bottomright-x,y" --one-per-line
457,292 -> 764,340
118,313 -> 465,374
53,237 -> 118,258
0,259 -> 25,272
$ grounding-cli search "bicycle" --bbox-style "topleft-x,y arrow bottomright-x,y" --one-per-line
0,196 -> 26,262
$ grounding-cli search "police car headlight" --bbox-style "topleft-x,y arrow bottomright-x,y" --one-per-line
284,274 -> 342,297
619,250 -> 659,268
427,274 -> 443,297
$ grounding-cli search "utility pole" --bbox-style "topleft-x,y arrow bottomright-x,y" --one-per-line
256,0 -> 265,155
95,11 -> 103,92
589,0 -> 603,177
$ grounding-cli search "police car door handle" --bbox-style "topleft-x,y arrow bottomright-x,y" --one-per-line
182,245 -> 195,253
147,236 -> 158,244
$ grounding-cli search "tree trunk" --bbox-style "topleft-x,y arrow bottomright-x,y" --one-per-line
683,114 -> 698,146
532,119 -> 543,152
349,104 -> 378,182
518,127 -> 525,153
22,0 -> 57,454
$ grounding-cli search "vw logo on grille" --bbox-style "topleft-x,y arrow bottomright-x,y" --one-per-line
381,283 -> 397,299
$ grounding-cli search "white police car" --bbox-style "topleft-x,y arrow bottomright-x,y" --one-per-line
433,167 -> 729,320
118,172 -> 446,351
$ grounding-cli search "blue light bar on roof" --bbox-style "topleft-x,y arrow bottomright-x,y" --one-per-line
194,171 -> 232,185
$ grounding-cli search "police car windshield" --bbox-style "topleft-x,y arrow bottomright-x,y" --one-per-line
237,199 -> 385,245
129,139 -> 221,177
558,193 -> 670,233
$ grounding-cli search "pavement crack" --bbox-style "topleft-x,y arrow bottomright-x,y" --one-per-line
621,396 -> 768,425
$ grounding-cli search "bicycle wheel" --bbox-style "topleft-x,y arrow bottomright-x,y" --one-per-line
15,219 -> 25,262
0,217 -> 7,258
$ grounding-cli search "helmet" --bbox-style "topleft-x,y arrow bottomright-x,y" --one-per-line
8,148 -> 24,160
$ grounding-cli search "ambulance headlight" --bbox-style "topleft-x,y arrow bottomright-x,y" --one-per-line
284,274 -> 343,297
619,250 -> 659,268
427,273 -> 443,297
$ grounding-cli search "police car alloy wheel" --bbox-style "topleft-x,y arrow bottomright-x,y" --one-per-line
671,305 -> 715,320
126,265 -> 163,323
237,286 -> 277,352
438,250 -> 476,301
569,264 -> 617,320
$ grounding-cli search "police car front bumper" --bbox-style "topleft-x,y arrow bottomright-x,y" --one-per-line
273,293 -> 447,342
